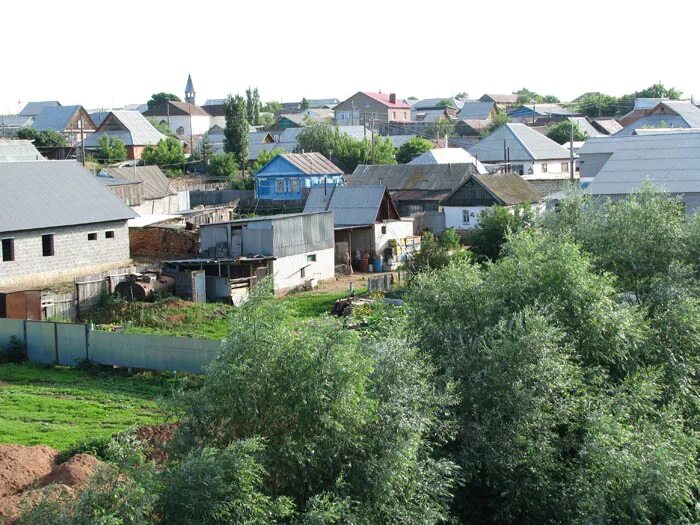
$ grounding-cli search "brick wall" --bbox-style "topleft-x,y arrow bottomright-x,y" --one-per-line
129,227 -> 199,259
0,221 -> 131,288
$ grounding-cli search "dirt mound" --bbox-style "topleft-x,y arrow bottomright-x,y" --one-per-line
0,445 -> 101,522
136,423 -> 177,463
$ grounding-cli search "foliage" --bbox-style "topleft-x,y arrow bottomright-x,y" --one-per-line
96,135 -> 127,164
16,127 -> 66,148
480,107 -> 509,136
252,147 -> 286,173
0,336 -> 25,364
546,120 -> 588,144
514,87 -> 560,104
261,100 -> 282,115
404,229 -> 468,274
146,92 -> 181,110
454,91 -> 469,99
147,117 -> 177,138
223,94 -> 249,168
296,121 -> 337,157
245,87 -> 262,126
141,137 -> 186,176
395,136 -> 433,163
467,204 -> 534,261
300,97 -> 310,110
575,83 -> 682,118
425,117 -> 456,140
207,152 -> 238,178
170,287 -> 458,522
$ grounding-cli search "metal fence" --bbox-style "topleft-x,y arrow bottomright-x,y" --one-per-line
0,318 -> 220,373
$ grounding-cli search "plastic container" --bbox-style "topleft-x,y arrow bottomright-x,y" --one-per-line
373,258 -> 383,273
357,258 -> 369,272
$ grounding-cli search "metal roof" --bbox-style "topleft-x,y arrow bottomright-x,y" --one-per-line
0,139 -> 44,161
19,101 -> 61,117
585,132 -> 700,195
412,98 -> 465,110
142,101 -> 210,117
480,94 -> 518,104
0,115 -> 33,129
442,172 -> 542,206
408,147 -> 487,172
387,135 -> 416,148
457,101 -> 496,120
361,92 -> 411,109
279,153 -> 343,175
508,104 -> 574,117
469,123 -> 571,161
32,105 -> 88,132
634,97 -> 666,110
0,160 -> 135,233
568,117 -> 604,137
83,111 -> 165,147
614,115 -> 689,137
615,101 -> 700,136
304,185 -> 390,226
100,166 -> 176,199
593,118 -> 623,135
349,163 -> 477,191
412,108 -> 449,123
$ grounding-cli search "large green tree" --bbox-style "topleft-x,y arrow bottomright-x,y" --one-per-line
16,128 -> 66,148
245,87 -> 261,126
146,92 -> 181,110
96,135 -> 127,163
142,137 -> 186,176
514,87 -> 560,104
223,94 -> 249,169
546,120 -> 588,144
395,136 -> 434,163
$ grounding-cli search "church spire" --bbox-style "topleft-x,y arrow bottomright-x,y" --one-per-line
185,73 -> 195,105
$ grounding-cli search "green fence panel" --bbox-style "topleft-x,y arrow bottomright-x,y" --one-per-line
56,323 -> 88,366
0,318 -> 25,351
88,331 -> 220,373
26,321 -> 57,364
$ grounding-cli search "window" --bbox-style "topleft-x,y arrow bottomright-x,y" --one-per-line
392,111 -> 396,120
290,178 -> 300,193
306,254 -> 317,262
42,234 -> 54,257
105,231 -> 115,239
462,210 -> 470,225
176,126 -> 185,135
276,179 -> 286,193
541,163 -> 548,173
87,232 -> 97,241
2,238 -> 14,262
381,225 -> 387,234
561,162 -> 569,173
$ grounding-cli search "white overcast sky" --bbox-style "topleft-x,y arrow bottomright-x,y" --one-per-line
3,0 -> 700,113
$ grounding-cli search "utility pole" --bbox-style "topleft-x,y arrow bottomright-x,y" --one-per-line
598,93 -> 602,118
78,118 -> 85,166
532,103 -> 536,124
371,116 -> 376,164
569,121 -> 575,181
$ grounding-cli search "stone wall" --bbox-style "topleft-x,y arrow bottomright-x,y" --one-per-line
129,227 -> 199,259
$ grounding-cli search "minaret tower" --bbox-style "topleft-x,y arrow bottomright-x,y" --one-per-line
185,74 -> 195,105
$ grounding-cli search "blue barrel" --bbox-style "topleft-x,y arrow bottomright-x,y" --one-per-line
373,257 -> 383,272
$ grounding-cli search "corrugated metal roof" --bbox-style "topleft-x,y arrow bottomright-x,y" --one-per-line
412,108 -> 448,123
614,115 -> 689,137
0,160 -> 135,232
408,148 -> 487,172
568,117 -> 604,137
100,166 -> 176,199
457,102 -> 495,120
304,185 -> 387,226
634,98 -> 665,110
387,135 -> 416,148
508,104 -> 574,117
480,94 -> 518,104
469,123 -> 571,161
362,92 -> 411,109
0,115 -> 33,129
413,98 -> 465,110
19,101 -> 61,117
0,139 -> 44,161
593,118 -> 623,135
32,105 -> 82,132
586,132 -> 700,195
279,153 -> 343,175
350,163 -> 477,191
83,111 -> 165,147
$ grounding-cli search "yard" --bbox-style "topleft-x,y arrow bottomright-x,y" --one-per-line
0,363 -> 174,452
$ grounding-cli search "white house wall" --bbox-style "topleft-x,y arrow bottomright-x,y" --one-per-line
156,115 -> 212,137
0,221 -> 131,288
271,247 -> 335,293
444,206 -> 491,230
373,220 -> 414,256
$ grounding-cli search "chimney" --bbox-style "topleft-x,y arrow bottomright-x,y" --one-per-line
389,93 -> 396,104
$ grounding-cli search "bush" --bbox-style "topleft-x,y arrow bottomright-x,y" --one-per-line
0,336 -> 25,364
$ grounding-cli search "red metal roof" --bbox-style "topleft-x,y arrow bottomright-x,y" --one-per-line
363,92 -> 410,109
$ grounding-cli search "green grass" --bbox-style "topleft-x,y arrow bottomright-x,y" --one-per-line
281,288 -> 363,318
0,363 -> 174,451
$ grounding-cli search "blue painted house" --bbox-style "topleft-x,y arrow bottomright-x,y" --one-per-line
255,152 -> 344,201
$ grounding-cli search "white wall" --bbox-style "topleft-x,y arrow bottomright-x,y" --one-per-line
131,195 -> 180,216
530,160 -> 570,176
444,206 -> 490,230
156,115 -> 212,137
0,221 -> 131,287
271,247 -> 335,293
373,220 -> 414,256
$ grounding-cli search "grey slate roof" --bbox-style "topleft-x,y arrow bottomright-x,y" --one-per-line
585,132 -> 700,195
32,105 -> 84,132
593,118 -> 623,135
349,163 -> 476,191
19,101 -> 61,117
408,148 -> 486,172
304,185 -> 388,226
412,109 -> 449,123
100,166 -> 176,199
412,98 -> 465,110
480,94 -> 518,104
442,172 -> 541,206
568,117 -> 604,137
83,111 -> 166,147
280,153 -> 343,175
468,123 -> 571,161
615,101 -> 700,137
457,102 -> 495,120
0,139 -> 44,161
0,160 -> 135,232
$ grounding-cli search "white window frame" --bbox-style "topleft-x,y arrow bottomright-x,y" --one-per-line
462,209 -> 470,225
541,163 -> 548,173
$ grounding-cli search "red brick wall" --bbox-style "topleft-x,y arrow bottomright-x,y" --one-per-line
129,227 -> 199,259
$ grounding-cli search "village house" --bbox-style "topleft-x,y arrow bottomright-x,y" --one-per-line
440,172 -> 543,230
304,185 -> 414,269
255,152 -> 343,201
19,101 -> 61,117
614,101 -> 700,136
507,103 -> 575,123
172,211 -> 335,298
0,161 -> 135,288
31,105 -> 97,146
142,100 -> 212,138
334,91 -> 411,126
455,101 -> 498,136
408,147 -> 486,168
478,93 -> 519,109
82,111 -> 166,160
98,166 -> 181,216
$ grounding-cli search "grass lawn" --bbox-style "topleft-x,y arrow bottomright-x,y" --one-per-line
0,363 -> 174,452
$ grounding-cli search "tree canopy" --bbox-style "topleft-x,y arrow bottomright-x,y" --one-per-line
146,92 -> 181,110
395,136 -> 434,163
514,87 -> 560,104
16,128 -> 66,148
546,120 -> 588,144
142,137 -> 186,176
96,135 -> 127,164
223,94 -> 249,169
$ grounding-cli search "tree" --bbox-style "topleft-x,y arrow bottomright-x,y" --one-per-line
395,136 -> 434,163
141,137 -> 186,176
146,92 -> 181,110
405,229 -> 467,274
514,87 -> 560,104
245,87 -> 261,126
636,82 -> 682,100
480,107 -> 509,137
252,147 -> 286,173
454,91 -> 469,99
262,100 -> 282,115
467,204 -> 534,261
208,153 -> 238,179
223,94 -> 249,169
425,118 -> 456,140
147,117 -> 176,138
574,92 -> 621,118
300,97 -> 310,110
297,121 -> 337,157
96,135 -> 127,163
546,120 -> 588,145
16,128 -> 66,148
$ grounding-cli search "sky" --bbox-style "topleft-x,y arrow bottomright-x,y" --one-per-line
3,0 -> 700,113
